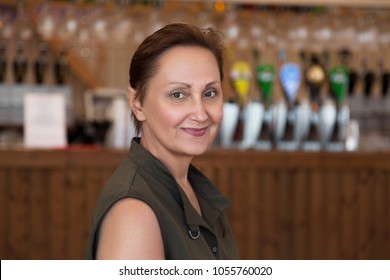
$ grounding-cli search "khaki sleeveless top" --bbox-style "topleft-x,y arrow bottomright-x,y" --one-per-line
86,138 -> 239,260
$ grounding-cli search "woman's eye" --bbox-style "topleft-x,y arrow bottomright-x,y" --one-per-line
171,91 -> 184,99
204,90 -> 217,98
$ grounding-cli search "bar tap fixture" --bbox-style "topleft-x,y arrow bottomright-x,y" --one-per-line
328,63 -> 350,150
302,54 -> 332,150
34,42 -> 48,85
221,60 -> 251,148
251,63 -> 275,150
276,59 -> 306,150
13,42 -> 28,84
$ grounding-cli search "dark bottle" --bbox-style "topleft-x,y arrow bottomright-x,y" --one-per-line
13,42 -> 28,84
299,50 -> 309,93
339,48 -> 358,96
361,58 -> 375,98
34,42 -> 48,84
378,58 -> 390,98
0,41 -> 7,83
54,49 -> 69,85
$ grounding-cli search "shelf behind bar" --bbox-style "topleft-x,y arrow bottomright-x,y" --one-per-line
183,0 -> 390,8
3,0 -> 389,8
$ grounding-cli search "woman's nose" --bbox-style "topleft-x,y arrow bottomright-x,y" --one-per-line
191,99 -> 208,122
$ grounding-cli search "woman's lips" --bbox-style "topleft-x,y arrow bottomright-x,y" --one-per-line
182,127 -> 207,137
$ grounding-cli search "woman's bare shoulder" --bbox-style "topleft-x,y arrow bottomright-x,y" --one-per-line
96,197 -> 164,260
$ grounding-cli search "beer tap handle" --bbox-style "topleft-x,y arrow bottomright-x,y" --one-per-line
348,71 -> 359,96
329,65 -> 349,108
280,63 -> 301,108
378,58 -> 390,98
54,48 -> 69,85
278,48 -> 286,64
0,41 -> 7,83
362,58 -> 375,98
253,48 -> 261,66
305,54 -> 325,108
13,42 -> 28,84
299,50 -> 307,68
34,42 -> 48,85
230,61 -> 251,109
339,48 -> 358,96
382,72 -> 390,98
256,64 -> 275,107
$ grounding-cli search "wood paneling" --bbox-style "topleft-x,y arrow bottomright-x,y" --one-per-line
0,168 -> 8,257
29,169 -> 48,259
0,149 -> 389,260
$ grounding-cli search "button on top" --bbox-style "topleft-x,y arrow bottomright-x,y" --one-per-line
212,246 -> 218,253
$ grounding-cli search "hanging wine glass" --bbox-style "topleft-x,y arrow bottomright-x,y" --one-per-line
14,0 -> 33,42
36,0 -> 57,41
250,15 -> 265,52
286,13 -> 309,52
223,9 -> 240,48
237,31 -> 251,59
89,3 -> 113,45
196,5 -> 215,30
332,10 -> 356,51
311,13 -> 332,53
129,10 -> 146,45
264,16 -> 278,49
378,17 -> 390,51
110,10 -> 133,45
71,2 -> 101,48
0,10 -> 14,41
147,9 -> 165,35
57,2 -> 79,43
356,12 -> 379,53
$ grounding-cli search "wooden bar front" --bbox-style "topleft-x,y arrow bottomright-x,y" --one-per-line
0,149 -> 389,260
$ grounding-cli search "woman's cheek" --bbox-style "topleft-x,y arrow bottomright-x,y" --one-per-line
213,104 -> 224,124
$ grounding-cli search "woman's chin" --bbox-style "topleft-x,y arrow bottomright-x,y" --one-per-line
181,142 -> 211,156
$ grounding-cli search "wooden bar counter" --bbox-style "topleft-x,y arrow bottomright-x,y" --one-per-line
0,148 -> 389,260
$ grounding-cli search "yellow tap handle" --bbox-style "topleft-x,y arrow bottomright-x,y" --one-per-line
230,61 -> 251,107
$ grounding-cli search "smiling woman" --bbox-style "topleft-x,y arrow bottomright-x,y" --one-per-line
86,23 -> 239,260
131,46 -> 223,158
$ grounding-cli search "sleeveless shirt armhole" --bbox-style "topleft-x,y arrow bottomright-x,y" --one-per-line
92,196 -> 167,260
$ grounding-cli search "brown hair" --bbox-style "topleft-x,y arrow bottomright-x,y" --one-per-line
129,23 -> 225,135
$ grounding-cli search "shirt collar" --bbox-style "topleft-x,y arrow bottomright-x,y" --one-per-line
129,137 -> 230,229
188,165 -> 231,227
128,138 -> 182,204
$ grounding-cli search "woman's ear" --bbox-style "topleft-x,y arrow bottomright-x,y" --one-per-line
127,87 -> 145,121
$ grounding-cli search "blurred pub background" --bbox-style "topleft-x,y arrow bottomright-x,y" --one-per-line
0,0 -> 389,260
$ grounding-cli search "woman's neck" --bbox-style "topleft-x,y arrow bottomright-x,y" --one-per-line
140,136 -> 201,215
140,136 -> 192,184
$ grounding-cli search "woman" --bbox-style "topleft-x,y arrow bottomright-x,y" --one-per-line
86,23 -> 239,260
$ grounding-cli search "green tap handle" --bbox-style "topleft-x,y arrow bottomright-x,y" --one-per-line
256,64 -> 275,105
329,65 -> 349,106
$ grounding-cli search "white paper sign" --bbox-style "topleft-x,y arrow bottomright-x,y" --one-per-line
24,92 -> 67,148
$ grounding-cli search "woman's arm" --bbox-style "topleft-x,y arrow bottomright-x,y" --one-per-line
96,198 -> 164,259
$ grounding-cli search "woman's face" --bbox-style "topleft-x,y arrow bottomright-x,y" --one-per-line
136,46 -> 223,158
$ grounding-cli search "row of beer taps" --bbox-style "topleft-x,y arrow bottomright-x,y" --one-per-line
219,49 -> 359,151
